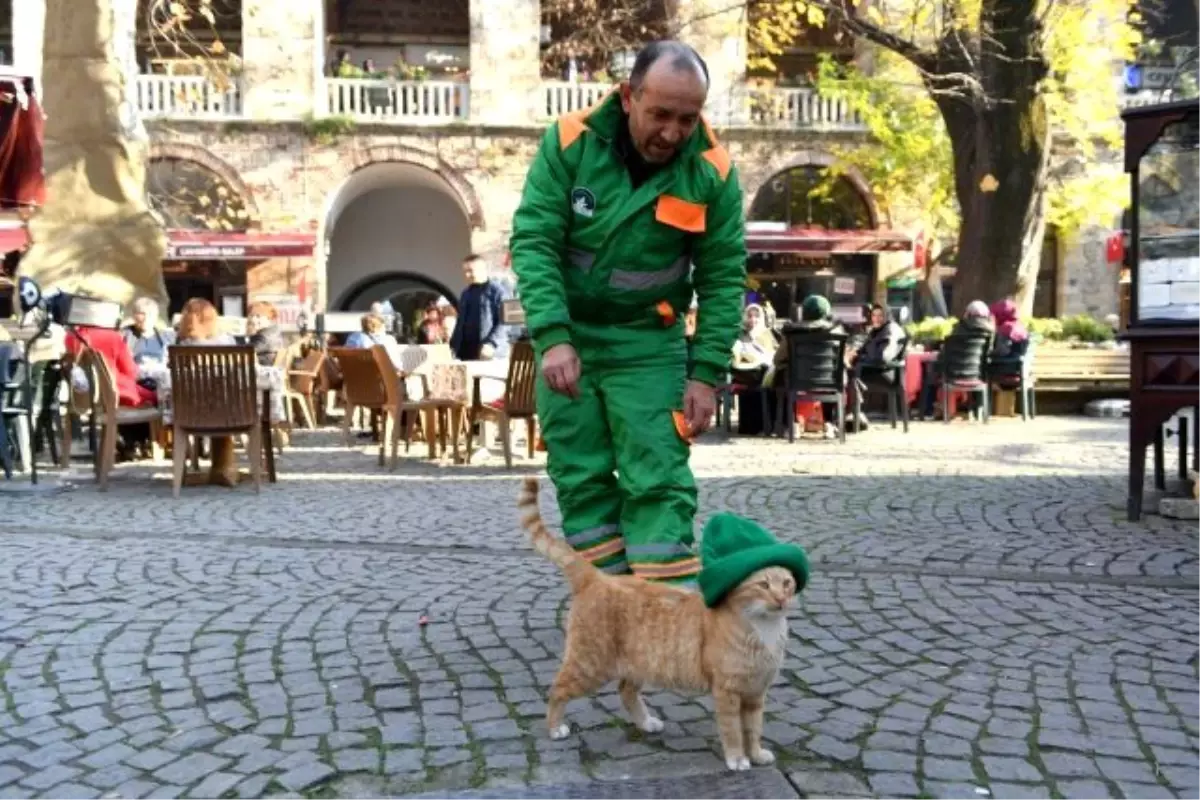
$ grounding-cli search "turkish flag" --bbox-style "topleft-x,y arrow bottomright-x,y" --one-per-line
1106,232 -> 1124,264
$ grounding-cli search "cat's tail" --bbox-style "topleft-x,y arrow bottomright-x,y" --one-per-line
519,478 -> 597,593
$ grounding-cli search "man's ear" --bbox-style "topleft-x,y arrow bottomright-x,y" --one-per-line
619,82 -> 633,113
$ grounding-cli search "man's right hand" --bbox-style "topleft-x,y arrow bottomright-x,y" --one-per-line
542,343 -> 581,398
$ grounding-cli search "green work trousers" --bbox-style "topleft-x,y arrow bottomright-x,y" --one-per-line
536,318 -> 700,585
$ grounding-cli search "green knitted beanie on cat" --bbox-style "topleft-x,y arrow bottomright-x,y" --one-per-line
698,513 -> 810,608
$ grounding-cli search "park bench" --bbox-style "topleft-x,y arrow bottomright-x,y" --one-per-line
1034,346 -> 1130,393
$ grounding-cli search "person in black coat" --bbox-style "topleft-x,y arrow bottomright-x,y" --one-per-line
450,254 -> 512,361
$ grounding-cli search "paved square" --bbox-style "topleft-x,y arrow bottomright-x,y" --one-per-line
0,417 -> 1196,799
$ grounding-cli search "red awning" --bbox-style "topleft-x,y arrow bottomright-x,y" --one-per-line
0,221 -> 28,253
0,73 -> 45,209
166,230 -> 317,260
747,228 -> 913,255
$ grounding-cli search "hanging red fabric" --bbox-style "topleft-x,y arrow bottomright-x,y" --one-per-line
0,74 -> 46,210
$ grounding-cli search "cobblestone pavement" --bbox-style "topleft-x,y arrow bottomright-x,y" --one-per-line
0,417 -> 1196,799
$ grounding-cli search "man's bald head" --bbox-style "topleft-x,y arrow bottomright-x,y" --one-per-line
620,40 -> 709,164
628,41 -> 709,96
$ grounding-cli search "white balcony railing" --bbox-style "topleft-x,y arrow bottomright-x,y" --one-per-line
540,81 -> 613,119
746,87 -> 864,131
136,73 -> 243,120
325,78 -> 469,123
538,81 -> 865,130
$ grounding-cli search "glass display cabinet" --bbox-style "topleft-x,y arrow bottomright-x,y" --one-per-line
1120,98 -> 1200,520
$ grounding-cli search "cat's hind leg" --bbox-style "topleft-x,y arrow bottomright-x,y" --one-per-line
546,662 -> 606,740
619,679 -> 664,733
740,696 -> 774,765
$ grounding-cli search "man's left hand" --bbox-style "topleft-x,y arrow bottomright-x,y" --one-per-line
682,380 -> 716,436
480,344 -> 496,360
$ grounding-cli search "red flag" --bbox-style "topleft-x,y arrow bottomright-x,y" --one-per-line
1106,232 -> 1124,264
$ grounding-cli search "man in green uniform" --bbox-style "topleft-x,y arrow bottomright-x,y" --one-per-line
510,41 -> 747,587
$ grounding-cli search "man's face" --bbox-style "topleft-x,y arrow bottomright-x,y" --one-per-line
133,311 -> 146,328
871,308 -> 887,328
463,259 -> 487,285
620,60 -> 707,164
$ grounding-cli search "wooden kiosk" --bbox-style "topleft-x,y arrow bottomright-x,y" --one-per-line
1120,98 -> 1200,521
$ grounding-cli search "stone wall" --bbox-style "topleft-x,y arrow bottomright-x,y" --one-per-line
1060,225 -> 1121,318
146,120 -> 873,305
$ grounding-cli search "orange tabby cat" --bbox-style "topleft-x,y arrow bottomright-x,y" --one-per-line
518,478 -> 797,771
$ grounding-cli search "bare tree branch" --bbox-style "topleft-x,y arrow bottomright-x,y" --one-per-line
813,0 -> 937,71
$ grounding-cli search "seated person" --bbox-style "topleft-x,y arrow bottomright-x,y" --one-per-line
990,298 -> 1029,360
176,298 -> 238,346
731,303 -> 776,375
416,300 -> 448,345
770,295 -> 849,437
920,300 -> 993,417
346,312 -> 399,350
121,297 -> 175,366
247,301 -> 285,367
853,303 -> 906,383
66,326 -> 157,408
346,312 -> 404,373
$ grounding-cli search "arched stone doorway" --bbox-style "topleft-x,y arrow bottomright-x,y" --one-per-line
322,160 -> 475,337
747,163 -> 882,320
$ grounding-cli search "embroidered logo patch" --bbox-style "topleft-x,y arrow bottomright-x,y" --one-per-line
571,187 -> 596,218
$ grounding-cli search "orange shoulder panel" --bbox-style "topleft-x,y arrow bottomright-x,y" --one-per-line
557,112 -> 587,150
698,116 -> 731,180
557,87 -> 618,150
701,146 -> 732,181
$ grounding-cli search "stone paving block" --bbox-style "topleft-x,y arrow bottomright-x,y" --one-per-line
152,752 -> 229,786
188,771 -> 242,799
80,763 -> 140,790
988,783 -> 1052,799
124,748 -> 179,772
20,764 -> 82,791
868,771 -> 920,798
277,762 -> 338,791
45,781 -> 101,799
922,757 -> 976,781
111,778 -> 160,799
1057,779 -> 1115,799
0,766 -> 24,788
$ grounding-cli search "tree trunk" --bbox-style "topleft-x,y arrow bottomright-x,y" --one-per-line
946,101 -> 1050,317
928,0 -> 1050,318
18,0 -> 168,307
920,245 -> 952,318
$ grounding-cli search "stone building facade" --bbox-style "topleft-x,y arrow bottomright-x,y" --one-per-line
5,0 -> 1126,318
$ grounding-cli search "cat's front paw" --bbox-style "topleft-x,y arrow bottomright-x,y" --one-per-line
637,715 -> 664,734
549,723 -> 571,740
749,747 -> 775,766
725,755 -> 751,771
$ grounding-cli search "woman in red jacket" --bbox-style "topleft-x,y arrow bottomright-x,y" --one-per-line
65,326 -> 157,407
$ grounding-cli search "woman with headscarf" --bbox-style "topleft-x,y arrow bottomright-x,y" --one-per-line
990,299 -> 1029,359
920,299 -> 994,418
729,304 -> 777,395
731,303 -> 776,371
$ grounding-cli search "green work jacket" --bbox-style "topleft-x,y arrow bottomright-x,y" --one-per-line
509,92 -> 747,386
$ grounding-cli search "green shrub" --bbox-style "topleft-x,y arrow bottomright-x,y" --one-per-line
1059,314 -> 1115,343
1026,317 -> 1064,342
906,313 -> 1115,345
1026,315 -> 1114,343
905,316 -> 957,345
